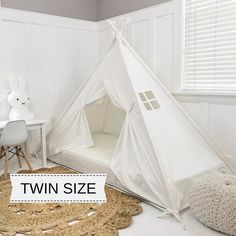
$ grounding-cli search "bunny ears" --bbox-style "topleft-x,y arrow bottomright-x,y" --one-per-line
9,75 -> 26,92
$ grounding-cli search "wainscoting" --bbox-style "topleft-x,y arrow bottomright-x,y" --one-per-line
0,7 -> 99,151
178,95 -> 236,169
0,2 -> 236,166
0,8 -> 99,124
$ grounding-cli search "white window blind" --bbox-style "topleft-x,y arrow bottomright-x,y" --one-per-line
184,0 -> 236,92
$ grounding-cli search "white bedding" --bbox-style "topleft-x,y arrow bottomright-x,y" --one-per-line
48,133 -> 126,190
49,132 -> 226,209
68,133 -> 117,167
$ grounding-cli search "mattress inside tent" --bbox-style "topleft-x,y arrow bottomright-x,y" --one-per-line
49,96 -> 226,208
50,133 -> 126,191
49,97 -> 128,191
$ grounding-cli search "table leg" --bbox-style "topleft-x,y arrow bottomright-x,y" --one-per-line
40,124 -> 47,167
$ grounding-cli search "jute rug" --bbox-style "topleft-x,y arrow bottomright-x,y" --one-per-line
0,166 -> 142,236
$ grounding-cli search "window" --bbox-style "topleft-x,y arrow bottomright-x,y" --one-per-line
183,0 -> 236,92
139,91 -> 160,110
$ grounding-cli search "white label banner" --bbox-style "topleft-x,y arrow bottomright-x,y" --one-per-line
10,174 -> 107,203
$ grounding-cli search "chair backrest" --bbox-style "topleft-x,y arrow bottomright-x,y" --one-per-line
0,120 -> 28,146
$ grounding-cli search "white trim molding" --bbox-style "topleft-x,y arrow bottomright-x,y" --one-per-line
174,92 -> 236,105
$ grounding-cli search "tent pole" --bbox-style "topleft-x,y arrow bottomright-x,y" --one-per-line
107,19 -> 235,175
108,20 -> 183,217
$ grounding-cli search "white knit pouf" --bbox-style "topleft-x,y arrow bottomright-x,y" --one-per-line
190,174 -> 236,235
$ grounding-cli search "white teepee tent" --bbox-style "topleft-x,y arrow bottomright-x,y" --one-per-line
47,21 -> 232,217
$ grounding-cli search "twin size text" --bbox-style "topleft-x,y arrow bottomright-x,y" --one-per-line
20,182 -> 96,195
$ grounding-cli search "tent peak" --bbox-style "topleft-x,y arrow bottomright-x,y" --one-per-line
107,17 -> 131,33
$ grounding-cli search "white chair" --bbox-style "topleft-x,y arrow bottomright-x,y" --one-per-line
0,120 -> 32,179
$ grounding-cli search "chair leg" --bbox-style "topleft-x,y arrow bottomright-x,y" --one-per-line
0,146 -> 3,160
15,146 -> 22,168
4,148 -> 9,180
21,146 -> 33,171
0,146 -> 5,160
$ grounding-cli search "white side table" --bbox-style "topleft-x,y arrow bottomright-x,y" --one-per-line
0,120 -> 49,167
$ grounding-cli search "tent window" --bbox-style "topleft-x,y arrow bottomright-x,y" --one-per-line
150,100 -> 160,109
139,93 -> 147,101
139,91 -> 160,111
144,102 -> 153,110
145,91 -> 155,99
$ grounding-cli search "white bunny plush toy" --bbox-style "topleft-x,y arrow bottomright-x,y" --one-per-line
8,76 -> 34,121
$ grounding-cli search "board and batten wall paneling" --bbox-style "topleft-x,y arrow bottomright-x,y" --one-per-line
98,2 -> 236,166
0,8 -> 99,151
24,23 -> 55,120
181,99 -> 236,170
208,104 -> 236,168
0,8 -> 98,123
131,20 -> 149,63
153,15 -> 173,90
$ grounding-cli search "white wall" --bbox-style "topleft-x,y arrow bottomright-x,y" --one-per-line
0,2 -> 236,167
0,8 -> 98,124
0,7 -> 99,152
97,1 -> 236,168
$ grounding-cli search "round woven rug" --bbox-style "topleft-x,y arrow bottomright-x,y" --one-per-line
0,167 -> 142,236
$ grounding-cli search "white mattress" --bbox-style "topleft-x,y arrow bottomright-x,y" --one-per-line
49,133 -> 226,209
49,133 -> 126,190
67,133 -> 117,168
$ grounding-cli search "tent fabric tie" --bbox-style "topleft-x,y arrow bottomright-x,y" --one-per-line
157,208 -> 186,230
126,103 -> 134,113
79,99 -> 85,108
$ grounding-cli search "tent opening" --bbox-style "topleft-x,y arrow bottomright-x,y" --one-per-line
83,95 -> 126,164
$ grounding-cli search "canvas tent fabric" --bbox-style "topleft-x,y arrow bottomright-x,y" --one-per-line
47,25 -> 231,216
